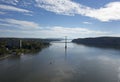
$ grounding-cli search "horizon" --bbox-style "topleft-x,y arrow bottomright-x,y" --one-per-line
1,36 -> 120,40
0,0 -> 120,38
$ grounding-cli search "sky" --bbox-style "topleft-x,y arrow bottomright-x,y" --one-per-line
0,0 -> 120,39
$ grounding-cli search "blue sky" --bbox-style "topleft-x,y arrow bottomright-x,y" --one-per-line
0,0 -> 120,39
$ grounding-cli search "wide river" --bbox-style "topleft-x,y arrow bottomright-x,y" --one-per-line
0,41 -> 120,82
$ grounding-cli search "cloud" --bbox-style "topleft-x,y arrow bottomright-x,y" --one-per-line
0,4 -> 32,13
0,18 -> 40,29
0,22 -> 110,38
0,0 -> 34,6
0,11 -> 6,14
24,13 -> 33,16
40,26 -> 109,38
85,2 -> 120,22
35,0 -> 120,22
0,0 -> 19,5
1,0 -> 119,21
35,0 -> 82,16
83,22 -> 92,24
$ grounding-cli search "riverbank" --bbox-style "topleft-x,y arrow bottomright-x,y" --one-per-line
0,54 -> 11,60
72,37 -> 120,49
0,47 -> 49,60
0,38 -> 53,59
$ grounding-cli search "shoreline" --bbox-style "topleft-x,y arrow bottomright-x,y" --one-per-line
0,54 -> 12,60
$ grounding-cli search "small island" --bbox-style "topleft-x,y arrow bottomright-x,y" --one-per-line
0,38 -> 60,59
72,37 -> 120,49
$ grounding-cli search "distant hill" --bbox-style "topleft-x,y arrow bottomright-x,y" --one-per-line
72,37 -> 120,49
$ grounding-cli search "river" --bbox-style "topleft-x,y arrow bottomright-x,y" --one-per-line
0,41 -> 120,82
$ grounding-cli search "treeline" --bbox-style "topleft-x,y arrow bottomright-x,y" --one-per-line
0,38 -> 53,56
72,37 -> 120,49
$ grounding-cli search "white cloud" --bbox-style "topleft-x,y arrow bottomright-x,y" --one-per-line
0,17 -> 111,38
1,0 -> 119,21
0,4 -> 32,13
0,0 -> 33,6
40,26 -> 109,38
0,11 -> 6,14
0,0 -> 19,5
35,0 -> 120,22
35,0 -> 82,16
0,23 -> 110,38
24,13 -> 33,16
83,22 -> 92,24
0,18 -> 40,29
85,2 -> 120,22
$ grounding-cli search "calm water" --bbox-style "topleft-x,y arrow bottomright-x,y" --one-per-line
0,41 -> 120,82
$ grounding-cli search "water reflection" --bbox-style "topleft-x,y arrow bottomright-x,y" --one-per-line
75,43 -> 120,50
70,55 -> 119,82
0,42 -> 120,82
65,47 -> 67,61
9,55 -> 21,60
